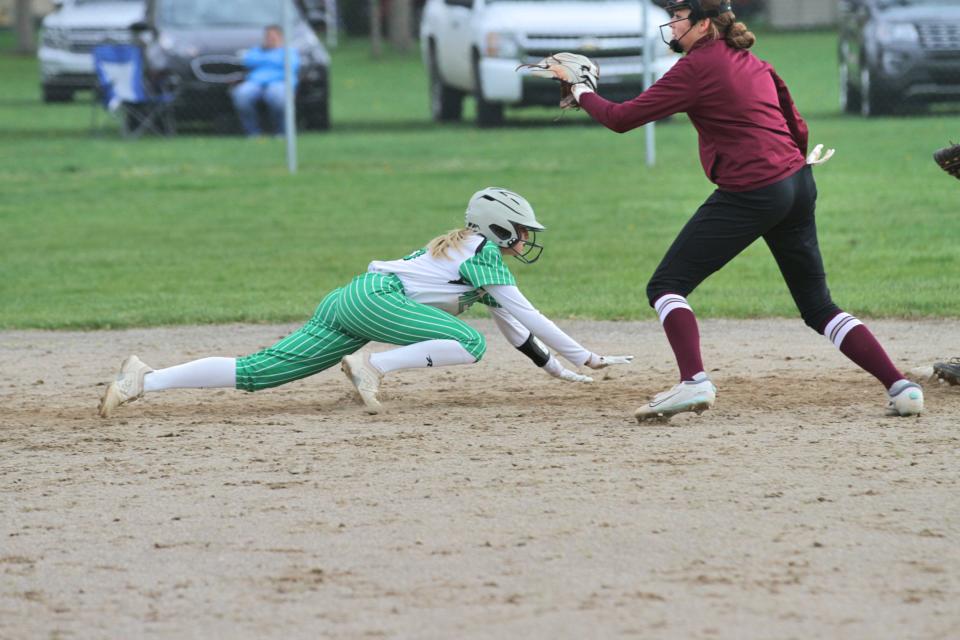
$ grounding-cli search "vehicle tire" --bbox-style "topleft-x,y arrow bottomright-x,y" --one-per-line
429,53 -> 463,122
472,54 -> 503,128
301,77 -> 331,131
839,59 -> 860,114
303,98 -> 330,131
860,66 -> 893,117
42,85 -> 73,103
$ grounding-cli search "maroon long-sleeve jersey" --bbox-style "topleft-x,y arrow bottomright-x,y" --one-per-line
579,37 -> 809,192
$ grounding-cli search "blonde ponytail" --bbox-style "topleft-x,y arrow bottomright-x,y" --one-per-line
427,228 -> 477,259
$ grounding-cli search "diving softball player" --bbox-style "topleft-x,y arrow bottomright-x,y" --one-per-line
98,187 -> 632,417
563,0 -> 923,419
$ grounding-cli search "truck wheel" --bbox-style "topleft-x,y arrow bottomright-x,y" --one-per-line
304,98 -> 330,131
860,66 -> 893,117
303,79 -> 331,131
473,56 -> 503,128
42,85 -> 74,103
839,59 -> 860,114
430,55 -> 463,122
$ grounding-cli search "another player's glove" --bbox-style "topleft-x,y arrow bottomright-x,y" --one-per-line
933,142 -> 960,180
585,354 -> 634,370
516,52 -> 599,110
933,357 -> 960,385
543,355 -> 593,383
806,143 -> 835,166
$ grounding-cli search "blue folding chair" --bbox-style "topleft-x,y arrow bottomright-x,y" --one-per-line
92,43 -> 177,138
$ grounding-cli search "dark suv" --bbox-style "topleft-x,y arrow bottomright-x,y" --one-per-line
135,0 -> 330,131
839,0 -> 960,116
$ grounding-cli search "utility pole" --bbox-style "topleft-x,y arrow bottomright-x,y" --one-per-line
642,0 -> 655,167
283,0 -> 297,174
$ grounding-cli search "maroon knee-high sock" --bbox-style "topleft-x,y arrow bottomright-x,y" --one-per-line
838,325 -> 904,389
662,308 -> 705,382
823,312 -> 904,389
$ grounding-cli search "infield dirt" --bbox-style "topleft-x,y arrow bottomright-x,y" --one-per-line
2,319 -> 958,639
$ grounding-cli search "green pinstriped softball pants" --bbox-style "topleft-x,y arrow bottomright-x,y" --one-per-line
235,272 -> 486,392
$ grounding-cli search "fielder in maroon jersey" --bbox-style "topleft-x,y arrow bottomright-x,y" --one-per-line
566,0 -> 923,420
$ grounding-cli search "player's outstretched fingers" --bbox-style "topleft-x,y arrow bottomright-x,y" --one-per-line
585,354 -> 634,370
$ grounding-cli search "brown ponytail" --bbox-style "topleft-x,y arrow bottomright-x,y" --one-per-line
700,0 -> 756,50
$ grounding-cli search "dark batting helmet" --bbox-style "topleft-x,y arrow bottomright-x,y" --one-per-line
665,0 -> 733,22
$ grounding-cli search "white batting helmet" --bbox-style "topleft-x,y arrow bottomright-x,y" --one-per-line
465,187 -> 546,263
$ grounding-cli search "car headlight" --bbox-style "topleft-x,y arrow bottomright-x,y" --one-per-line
41,27 -> 67,49
876,22 -> 919,44
158,33 -> 199,58
485,32 -> 520,59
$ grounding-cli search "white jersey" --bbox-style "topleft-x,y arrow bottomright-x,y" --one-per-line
367,234 -> 592,366
367,235 -> 514,316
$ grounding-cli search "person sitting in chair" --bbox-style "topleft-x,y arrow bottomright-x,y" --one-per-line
231,25 -> 300,136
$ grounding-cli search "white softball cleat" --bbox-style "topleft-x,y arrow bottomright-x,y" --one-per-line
886,380 -> 924,417
635,372 -> 717,423
341,352 -> 384,414
98,355 -> 154,418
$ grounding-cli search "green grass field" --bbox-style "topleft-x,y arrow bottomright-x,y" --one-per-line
1,30 -> 958,329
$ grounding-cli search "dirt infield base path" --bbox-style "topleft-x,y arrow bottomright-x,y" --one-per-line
1,319 -> 958,639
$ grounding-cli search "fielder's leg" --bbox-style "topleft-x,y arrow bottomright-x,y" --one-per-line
763,166 -> 923,416
639,187 -> 789,421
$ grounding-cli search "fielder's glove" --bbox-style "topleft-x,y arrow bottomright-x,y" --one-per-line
933,142 -> 960,180
585,353 -> 634,370
516,52 -> 599,110
933,357 -> 960,385
543,355 -> 593,383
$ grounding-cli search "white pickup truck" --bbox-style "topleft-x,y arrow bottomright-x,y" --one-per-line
420,0 -> 679,126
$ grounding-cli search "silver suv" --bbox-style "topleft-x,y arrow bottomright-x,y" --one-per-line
38,0 -> 145,103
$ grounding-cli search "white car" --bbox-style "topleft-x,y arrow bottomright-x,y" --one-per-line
38,0 -> 145,102
420,0 -> 679,127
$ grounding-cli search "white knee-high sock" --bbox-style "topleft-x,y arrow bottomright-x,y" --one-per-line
143,357 -> 236,392
369,340 -> 476,374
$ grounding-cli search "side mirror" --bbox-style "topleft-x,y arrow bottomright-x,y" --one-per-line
52,0 -> 65,10
130,20 -> 151,34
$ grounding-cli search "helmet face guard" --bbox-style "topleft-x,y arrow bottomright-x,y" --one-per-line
513,227 -> 544,264
659,0 -> 733,54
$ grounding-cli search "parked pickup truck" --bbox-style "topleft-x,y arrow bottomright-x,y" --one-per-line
420,0 -> 678,127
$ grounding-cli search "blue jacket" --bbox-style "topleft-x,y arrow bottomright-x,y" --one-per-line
243,46 -> 300,88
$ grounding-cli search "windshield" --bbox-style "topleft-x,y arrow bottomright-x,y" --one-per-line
156,0 -> 299,28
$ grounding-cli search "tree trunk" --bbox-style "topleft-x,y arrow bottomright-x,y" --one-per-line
15,0 -> 36,54
388,0 -> 413,52
369,0 -> 383,58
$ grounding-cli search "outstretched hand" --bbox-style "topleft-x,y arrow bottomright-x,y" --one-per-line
585,354 -> 634,370
543,355 -> 593,383
551,367 -> 594,383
